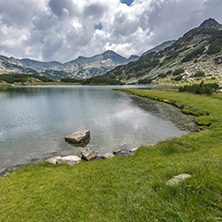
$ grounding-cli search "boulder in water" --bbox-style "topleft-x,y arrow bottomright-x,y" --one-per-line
65,130 -> 90,144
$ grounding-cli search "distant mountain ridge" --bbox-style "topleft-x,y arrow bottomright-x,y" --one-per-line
66,50 -> 137,65
21,59 -> 62,71
105,18 -> 222,86
141,40 -> 176,56
0,50 -> 139,80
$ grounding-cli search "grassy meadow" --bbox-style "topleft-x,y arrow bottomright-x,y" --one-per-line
1,88 -> 222,221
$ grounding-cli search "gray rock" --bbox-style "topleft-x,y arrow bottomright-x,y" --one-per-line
102,153 -> 114,159
82,149 -> 97,161
166,174 -> 192,186
121,151 -> 126,154
0,168 -> 8,177
65,130 -> 90,143
46,156 -> 62,164
129,147 -> 139,153
59,155 -> 81,167
113,148 -> 121,154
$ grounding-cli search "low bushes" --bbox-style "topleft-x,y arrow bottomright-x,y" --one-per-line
173,68 -> 185,76
61,78 -> 83,83
83,76 -> 122,85
179,81 -> 219,95
138,77 -> 153,84
193,71 -> 205,78
0,74 -> 53,83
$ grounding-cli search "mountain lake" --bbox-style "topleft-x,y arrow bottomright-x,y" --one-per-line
0,85 -> 197,172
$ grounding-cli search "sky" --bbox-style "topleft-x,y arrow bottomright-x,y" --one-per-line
0,0 -> 221,63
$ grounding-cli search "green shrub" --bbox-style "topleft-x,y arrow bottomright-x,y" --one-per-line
174,75 -> 183,81
83,76 -> 121,85
61,78 -> 82,83
207,40 -> 222,54
0,74 -> 53,83
173,68 -> 185,76
166,70 -> 172,75
193,71 -> 205,78
179,81 -> 219,95
138,77 -> 153,84
158,73 -> 167,78
214,57 -> 222,64
207,31 -> 222,55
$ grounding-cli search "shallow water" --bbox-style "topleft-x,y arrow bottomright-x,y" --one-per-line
0,85 -> 189,171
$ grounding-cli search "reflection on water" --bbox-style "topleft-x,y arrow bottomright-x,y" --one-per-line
0,85 -> 188,170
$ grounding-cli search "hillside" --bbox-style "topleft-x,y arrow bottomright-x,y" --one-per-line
141,40 -> 176,56
0,51 -> 139,81
0,74 -> 53,84
105,18 -> 222,86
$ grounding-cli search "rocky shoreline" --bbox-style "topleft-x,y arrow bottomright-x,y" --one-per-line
0,146 -> 142,177
45,146 -> 141,167
130,94 -> 199,132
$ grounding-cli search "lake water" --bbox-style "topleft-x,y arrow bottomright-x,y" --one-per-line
0,85 -> 189,171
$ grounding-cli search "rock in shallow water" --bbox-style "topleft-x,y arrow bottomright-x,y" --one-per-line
113,148 -> 122,154
81,149 -> 97,161
65,130 -> 90,144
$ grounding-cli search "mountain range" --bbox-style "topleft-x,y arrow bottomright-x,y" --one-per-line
0,18 -> 222,84
105,18 -> 222,85
0,50 -> 140,81
0,39 -> 177,81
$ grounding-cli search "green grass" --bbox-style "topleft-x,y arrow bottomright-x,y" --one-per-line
1,89 -> 222,221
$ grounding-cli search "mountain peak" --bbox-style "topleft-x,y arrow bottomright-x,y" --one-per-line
102,50 -> 120,57
101,50 -> 126,62
198,18 -> 222,29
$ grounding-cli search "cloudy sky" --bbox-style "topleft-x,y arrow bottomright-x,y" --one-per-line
0,0 -> 221,62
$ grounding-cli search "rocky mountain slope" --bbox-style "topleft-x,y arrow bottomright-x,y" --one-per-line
141,40 -> 176,56
105,18 -> 222,85
0,50 -> 139,81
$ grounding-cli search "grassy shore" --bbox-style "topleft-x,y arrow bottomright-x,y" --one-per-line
1,88 -> 222,221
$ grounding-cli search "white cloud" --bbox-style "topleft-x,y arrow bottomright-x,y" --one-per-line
0,0 -> 221,62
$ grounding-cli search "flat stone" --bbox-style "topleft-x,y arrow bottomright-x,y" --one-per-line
129,147 -> 139,153
45,156 -> 62,164
121,151 -> 126,154
82,149 -> 97,161
102,153 -> 115,159
65,130 -> 90,143
59,155 -> 81,167
113,148 -> 121,154
46,155 -> 81,167
166,174 -> 192,186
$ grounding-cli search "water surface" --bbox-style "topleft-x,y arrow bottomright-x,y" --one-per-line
0,85 -> 189,171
